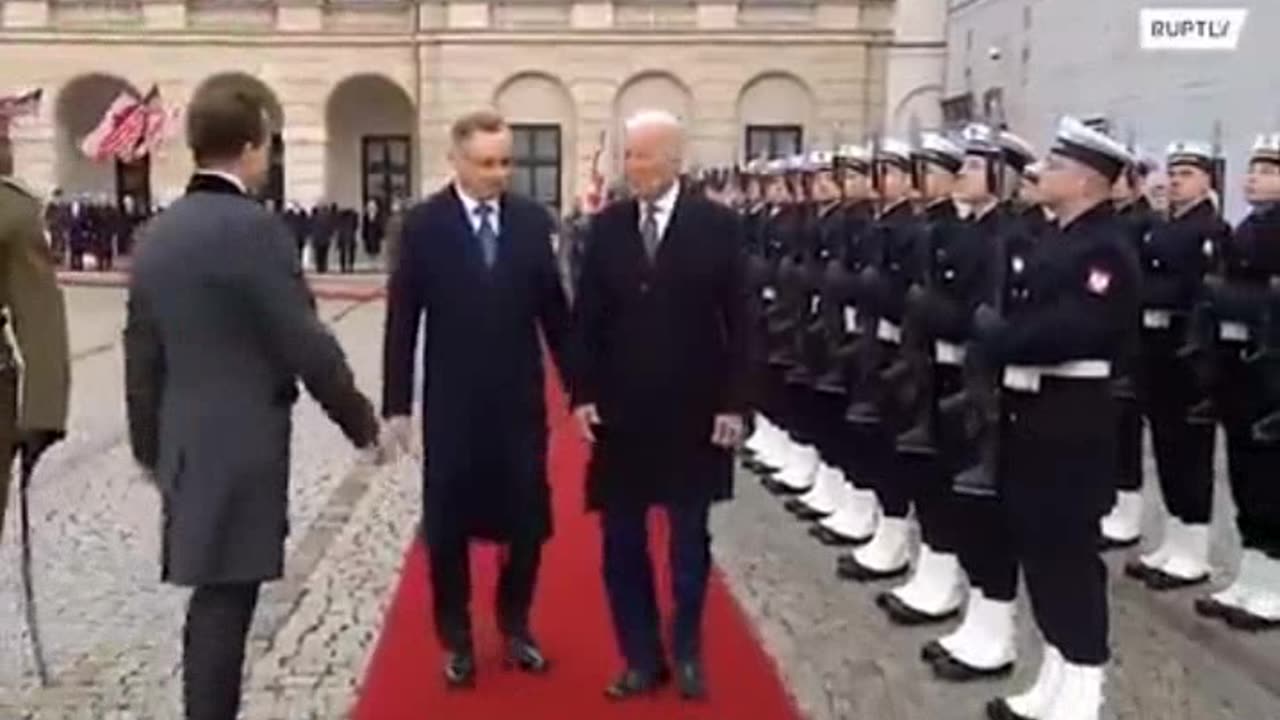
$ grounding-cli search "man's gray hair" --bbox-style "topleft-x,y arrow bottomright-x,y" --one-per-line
624,109 -> 682,133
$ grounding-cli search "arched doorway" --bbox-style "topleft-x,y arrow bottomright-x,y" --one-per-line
612,71 -> 693,172
54,73 -> 150,208
190,72 -> 286,204
736,72 -> 815,161
324,74 -> 415,212
493,72 -> 576,215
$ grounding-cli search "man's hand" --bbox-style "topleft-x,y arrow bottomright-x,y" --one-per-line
711,414 -> 745,449
16,430 -> 65,467
573,404 -> 602,443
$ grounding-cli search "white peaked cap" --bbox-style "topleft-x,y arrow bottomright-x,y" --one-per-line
836,143 -> 872,163
1050,116 -> 1135,182
1165,140 -> 1215,162
1251,132 -> 1280,162
875,137 -> 913,165
915,132 -> 965,172
805,150 -> 835,172
997,130 -> 1037,170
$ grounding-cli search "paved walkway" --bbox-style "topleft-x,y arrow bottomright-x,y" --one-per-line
2,286 -> 1277,719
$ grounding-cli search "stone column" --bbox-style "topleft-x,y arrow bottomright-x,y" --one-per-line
11,116 -> 56,196
283,125 -> 326,204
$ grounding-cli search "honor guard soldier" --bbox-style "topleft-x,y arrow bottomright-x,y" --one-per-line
1191,132 -> 1280,630
1100,148 -> 1161,547
743,157 -> 790,469
0,125 -> 71,530
875,131 -> 969,625
810,144 -> 885,545
756,158 -> 819,494
981,117 -> 1139,720
837,136 -> 920,581
922,123 -> 1035,683
1120,140 -> 1228,588
785,150 -> 857,523
1015,162 -> 1055,239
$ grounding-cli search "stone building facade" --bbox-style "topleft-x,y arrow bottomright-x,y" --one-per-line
1,0 -> 945,212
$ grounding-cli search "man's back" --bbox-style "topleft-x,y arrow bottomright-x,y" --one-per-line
125,175 -> 377,585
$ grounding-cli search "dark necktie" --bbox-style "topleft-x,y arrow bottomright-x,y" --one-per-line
475,203 -> 497,268
641,201 -> 660,260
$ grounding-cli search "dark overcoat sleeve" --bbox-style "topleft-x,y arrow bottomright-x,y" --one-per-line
381,205 -> 427,418
239,214 -> 379,447
532,207 -> 572,384
569,210 -> 609,409
716,207 -> 752,415
123,274 -> 163,470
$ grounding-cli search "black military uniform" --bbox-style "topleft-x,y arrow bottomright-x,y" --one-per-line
985,116 -> 1139,720
836,138 -> 920,581
924,125 -> 1038,683
874,132 -> 970,625
1191,132 -> 1280,630
1100,154 -> 1160,549
1123,142 -> 1228,589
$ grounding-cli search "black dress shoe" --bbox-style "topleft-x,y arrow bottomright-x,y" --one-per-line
985,698 -> 1033,720
920,640 -> 946,663
1194,594 -> 1235,620
1143,567 -> 1210,592
1099,534 -> 1141,551
931,653 -> 1014,682
809,524 -> 868,547
1123,559 -> 1159,583
504,636 -> 550,673
875,592 -> 961,626
676,661 -> 707,700
604,666 -> 671,700
1223,607 -> 1280,632
443,651 -> 476,689
836,554 -> 908,583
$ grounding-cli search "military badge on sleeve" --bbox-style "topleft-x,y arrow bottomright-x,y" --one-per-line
1086,267 -> 1112,296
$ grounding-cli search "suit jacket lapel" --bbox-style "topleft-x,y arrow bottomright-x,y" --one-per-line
448,184 -> 490,274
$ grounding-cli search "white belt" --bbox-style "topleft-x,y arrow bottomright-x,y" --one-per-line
876,319 -> 902,344
762,286 -> 777,301
844,307 -> 859,333
1002,360 -> 1111,393
1220,321 -> 1250,342
934,341 -> 966,366
1142,309 -> 1172,329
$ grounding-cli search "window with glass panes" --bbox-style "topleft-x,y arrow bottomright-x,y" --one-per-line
361,135 -> 412,209
745,124 -> 802,160
511,124 -> 561,211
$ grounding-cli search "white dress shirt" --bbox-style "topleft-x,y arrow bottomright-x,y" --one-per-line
454,183 -> 501,236
637,179 -> 680,240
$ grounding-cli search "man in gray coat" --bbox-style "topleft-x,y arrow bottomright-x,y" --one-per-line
124,86 -> 385,720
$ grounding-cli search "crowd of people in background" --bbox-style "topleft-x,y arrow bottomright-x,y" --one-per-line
44,190 -> 405,274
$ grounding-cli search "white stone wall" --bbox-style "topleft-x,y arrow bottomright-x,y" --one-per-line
2,0 -> 950,210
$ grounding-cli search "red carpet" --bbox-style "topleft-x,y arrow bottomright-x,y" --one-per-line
353,370 -> 801,720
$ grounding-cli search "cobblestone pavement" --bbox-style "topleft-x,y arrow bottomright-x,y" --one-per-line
4,287 -> 1279,719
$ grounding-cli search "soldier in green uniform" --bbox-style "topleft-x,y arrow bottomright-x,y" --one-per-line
0,121 -> 71,530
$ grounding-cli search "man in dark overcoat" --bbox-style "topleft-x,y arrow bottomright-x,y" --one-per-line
381,109 -> 572,687
124,86 -> 385,720
570,110 -> 751,701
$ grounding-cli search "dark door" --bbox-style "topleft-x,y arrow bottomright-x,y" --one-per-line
511,124 -> 561,214
362,135 -> 412,210
115,156 -> 151,210
263,132 -> 285,205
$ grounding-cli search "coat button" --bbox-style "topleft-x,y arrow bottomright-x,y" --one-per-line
640,282 -> 650,293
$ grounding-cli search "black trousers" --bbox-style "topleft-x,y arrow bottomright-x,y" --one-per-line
1114,398 -> 1143,493
953,494 -> 1018,600
338,238 -> 357,272
1004,379 -> 1113,665
183,582 -> 260,720
602,502 -> 711,674
1142,335 -> 1215,523
312,241 -> 331,273
811,389 -> 852,477
427,534 -> 543,653
1217,351 -> 1280,557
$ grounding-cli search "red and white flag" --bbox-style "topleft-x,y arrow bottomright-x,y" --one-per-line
121,90 -> 179,162
80,86 -> 157,163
